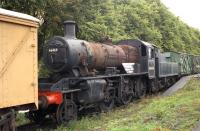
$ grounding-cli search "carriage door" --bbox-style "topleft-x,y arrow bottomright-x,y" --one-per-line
148,47 -> 155,78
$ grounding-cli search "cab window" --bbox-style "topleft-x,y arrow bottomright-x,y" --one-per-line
148,48 -> 154,59
141,45 -> 147,56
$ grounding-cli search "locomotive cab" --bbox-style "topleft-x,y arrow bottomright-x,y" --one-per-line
141,41 -> 157,79
118,39 -> 157,79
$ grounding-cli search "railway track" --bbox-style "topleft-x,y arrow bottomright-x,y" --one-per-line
17,121 -> 58,131
17,108 -> 100,131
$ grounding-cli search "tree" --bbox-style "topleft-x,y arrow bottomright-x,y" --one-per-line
1,0 -> 200,76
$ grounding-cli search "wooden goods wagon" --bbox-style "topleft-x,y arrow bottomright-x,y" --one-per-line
0,8 -> 40,130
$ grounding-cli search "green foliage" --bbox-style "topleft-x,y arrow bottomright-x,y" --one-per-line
1,0 -> 70,58
1,0 -> 200,74
1,0 -> 200,53
38,60 -> 51,77
16,113 -> 30,126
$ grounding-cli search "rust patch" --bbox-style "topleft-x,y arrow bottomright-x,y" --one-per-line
84,42 -> 139,70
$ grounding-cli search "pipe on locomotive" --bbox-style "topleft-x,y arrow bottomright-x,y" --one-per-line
63,20 -> 76,39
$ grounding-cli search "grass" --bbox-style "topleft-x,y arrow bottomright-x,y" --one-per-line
16,113 -> 30,126
56,78 -> 200,131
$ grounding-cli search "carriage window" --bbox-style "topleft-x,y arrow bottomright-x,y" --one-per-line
141,45 -> 146,56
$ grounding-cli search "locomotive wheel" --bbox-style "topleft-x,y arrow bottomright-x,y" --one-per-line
26,110 -> 46,124
135,78 -> 147,98
56,99 -> 77,125
99,87 -> 115,112
118,79 -> 133,105
99,99 -> 115,112
149,79 -> 158,93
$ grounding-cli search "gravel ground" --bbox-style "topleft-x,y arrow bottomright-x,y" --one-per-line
163,74 -> 200,96
194,125 -> 200,131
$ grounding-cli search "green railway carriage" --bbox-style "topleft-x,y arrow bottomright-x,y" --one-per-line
164,52 -> 200,75
192,55 -> 200,74
180,53 -> 193,75
164,52 -> 180,63
164,52 -> 181,74
158,52 -> 179,77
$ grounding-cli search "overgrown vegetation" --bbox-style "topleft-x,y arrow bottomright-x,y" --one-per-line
55,78 -> 200,131
1,0 -> 200,76
1,0 -> 200,55
16,113 -> 29,126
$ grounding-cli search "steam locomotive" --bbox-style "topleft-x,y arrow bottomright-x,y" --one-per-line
28,21 -> 200,124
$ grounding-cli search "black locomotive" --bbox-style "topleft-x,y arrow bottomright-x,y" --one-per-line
27,21 -> 200,124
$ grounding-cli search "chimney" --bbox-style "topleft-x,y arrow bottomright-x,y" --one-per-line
63,20 -> 76,39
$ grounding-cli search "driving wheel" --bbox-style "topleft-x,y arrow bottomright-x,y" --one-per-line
56,99 -> 77,125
